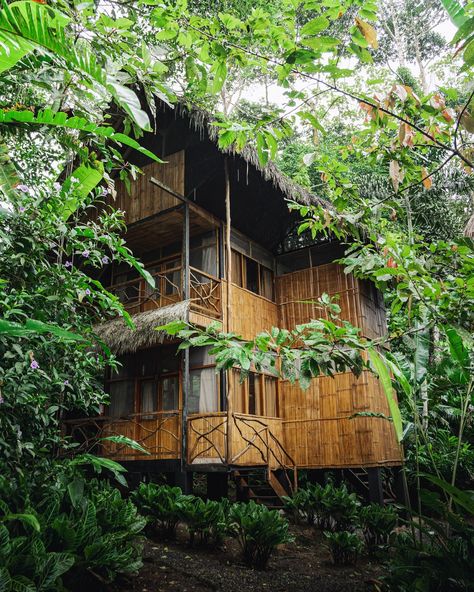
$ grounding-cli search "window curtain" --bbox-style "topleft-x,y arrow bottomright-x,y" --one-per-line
162,376 -> 179,411
189,368 -> 217,412
140,380 -> 156,419
109,380 -> 135,417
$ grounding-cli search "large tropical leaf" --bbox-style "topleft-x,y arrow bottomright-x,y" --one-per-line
441,0 -> 467,27
101,435 -> 150,455
62,165 -> 104,218
0,318 -> 87,342
0,109 -> 162,162
0,1 -> 150,129
0,135 -> 19,200
368,347 -> 403,443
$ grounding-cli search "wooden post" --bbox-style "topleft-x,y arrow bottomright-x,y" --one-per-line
181,202 -> 190,472
367,467 -> 384,505
224,158 -> 233,465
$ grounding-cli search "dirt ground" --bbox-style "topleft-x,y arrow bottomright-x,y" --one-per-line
111,524 -> 385,592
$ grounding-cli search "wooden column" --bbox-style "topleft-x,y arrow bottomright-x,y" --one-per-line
367,467 -> 384,505
181,202 -> 190,471
224,158 -> 233,465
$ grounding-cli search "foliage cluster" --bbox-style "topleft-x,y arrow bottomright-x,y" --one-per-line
0,458 -> 145,591
132,483 -> 292,569
283,482 -> 396,564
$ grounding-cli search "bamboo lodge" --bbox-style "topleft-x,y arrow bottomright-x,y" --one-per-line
67,103 -> 402,505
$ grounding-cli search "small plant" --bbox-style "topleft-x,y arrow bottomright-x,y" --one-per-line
283,483 -> 324,526
131,483 -> 185,538
228,501 -> 294,569
359,503 -> 397,552
180,497 -> 230,547
320,483 -> 360,531
324,530 -> 363,565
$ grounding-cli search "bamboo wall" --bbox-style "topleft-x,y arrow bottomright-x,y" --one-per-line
222,281 -> 278,340
106,151 -> 184,224
274,263 -> 400,467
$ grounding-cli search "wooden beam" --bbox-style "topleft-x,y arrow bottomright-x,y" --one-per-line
224,158 -> 233,465
181,201 -> 190,471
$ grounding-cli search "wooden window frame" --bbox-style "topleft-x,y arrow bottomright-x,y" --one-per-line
230,249 -> 275,302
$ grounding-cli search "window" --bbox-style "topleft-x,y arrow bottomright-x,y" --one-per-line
231,249 -> 274,301
229,370 -> 279,417
109,380 -> 135,418
190,232 -> 218,277
188,347 -> 219,414
246,258 -> 259,293
106,346 -> 180,418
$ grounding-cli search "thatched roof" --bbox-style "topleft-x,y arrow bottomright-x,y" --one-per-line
464,212 -> 474,238
94,301 -> 190,355
175,102 -> 333,211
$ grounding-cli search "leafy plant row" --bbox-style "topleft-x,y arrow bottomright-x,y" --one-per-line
283,481 -> 397,565
131,483 -> 293,569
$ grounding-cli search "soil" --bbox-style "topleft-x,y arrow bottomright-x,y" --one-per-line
110,524 -> 386,592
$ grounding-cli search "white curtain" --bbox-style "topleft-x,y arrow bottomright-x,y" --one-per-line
109,381 -> 134,417
198,368 -> 216,412
189,368 -> 217,413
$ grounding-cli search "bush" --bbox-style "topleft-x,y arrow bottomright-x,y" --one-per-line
324,530 -> 363,565
320,483 -> 360,531
0,521 -> 74,592
228,501 -> 293,569
283,483 -> 323,526
0,474 -> 146,589
385,516 -> 474,591
179,497 -> 230,547
131,483 -> 185,538
359,503 -> 397,552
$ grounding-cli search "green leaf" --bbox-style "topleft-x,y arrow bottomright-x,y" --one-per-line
423,474 -> 474,515
0,109 -> 163,163
101,435 -> 151,455
463,37 -> 474,65
210,60 -> 227,93
2,513 -> 40,532
368,348 -> 403,444
62,165 -> 103,218
441,0 -> 467,27
67,478 -> 85,509
155,320 -> 188,335
444,325 -> 470,378
301,16 -> 329,35
107,81 -> 151,131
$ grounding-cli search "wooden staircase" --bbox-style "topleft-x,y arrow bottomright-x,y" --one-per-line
233,467 -> 294,509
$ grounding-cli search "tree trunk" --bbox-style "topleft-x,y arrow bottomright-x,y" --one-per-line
414,34 -> 429,93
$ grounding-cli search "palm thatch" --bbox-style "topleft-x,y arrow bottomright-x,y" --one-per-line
94,301 -> 190,355
464,212 -> 474,238
175,102 -> 333,210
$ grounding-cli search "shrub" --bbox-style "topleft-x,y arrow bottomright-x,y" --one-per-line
324,530 -> 363,565
320,483 -> 360,531
283,483 -> 323,526
179,497 -> 230,547
0,475 -> 145,588
228,501 -> 293,569
359,503 -> 397,552
131,483 -> 185,537
0,522 -> 74,592
47,479 -> 146,582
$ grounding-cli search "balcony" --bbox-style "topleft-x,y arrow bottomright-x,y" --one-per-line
108,263 -> 222,319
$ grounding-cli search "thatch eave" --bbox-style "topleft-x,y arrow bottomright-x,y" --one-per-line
94,301 -> 190,355
175,102 -> 334,211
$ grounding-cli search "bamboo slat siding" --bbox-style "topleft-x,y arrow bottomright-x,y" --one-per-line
221,281 -> 278,340
106,152 -> 184,225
